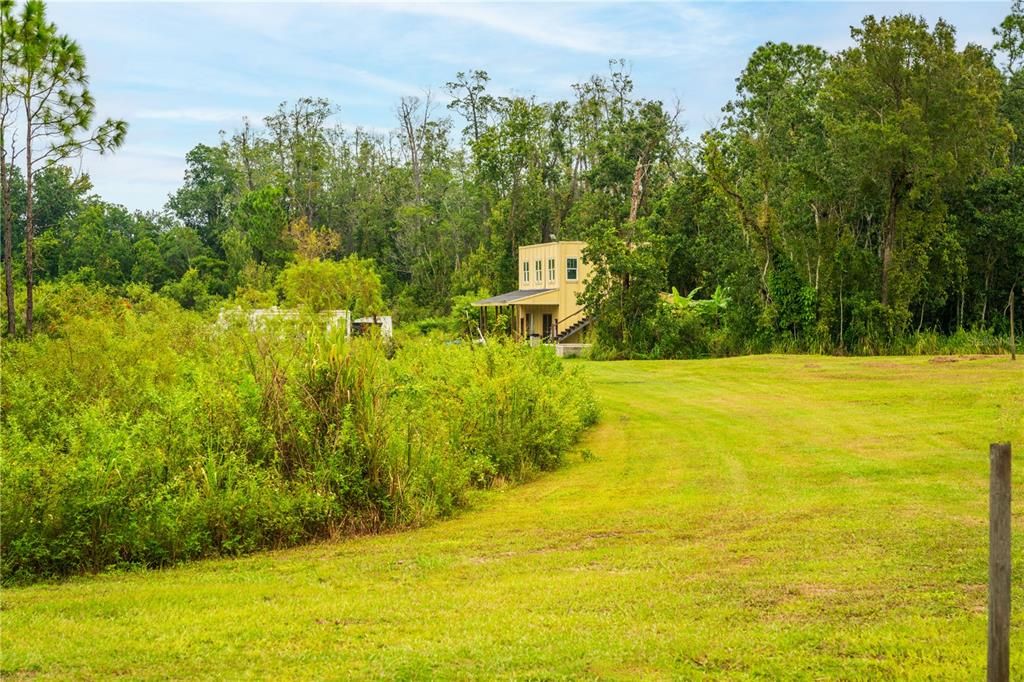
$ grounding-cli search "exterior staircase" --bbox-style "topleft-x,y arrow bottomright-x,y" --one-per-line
554,315 -> 591,343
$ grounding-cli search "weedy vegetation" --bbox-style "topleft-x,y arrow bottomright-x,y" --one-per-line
1,283 -> 597,582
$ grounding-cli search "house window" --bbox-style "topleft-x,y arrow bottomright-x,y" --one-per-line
548,258 -> 555,281
535,260 -> 542,283
523,261 -> 529,282
566,257 -> 578,281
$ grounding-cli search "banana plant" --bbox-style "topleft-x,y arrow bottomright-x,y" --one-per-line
669,285 -> 730,324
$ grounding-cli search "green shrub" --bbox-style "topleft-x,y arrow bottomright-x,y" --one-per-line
277,256 -> 385,315
1,284 -> 598,583
651,302 -> 710,359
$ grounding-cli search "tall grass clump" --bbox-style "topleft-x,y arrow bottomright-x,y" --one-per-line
1,283 -> 597,583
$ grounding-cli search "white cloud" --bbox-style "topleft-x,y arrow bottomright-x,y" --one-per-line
387,3 -> 673,57
133,107 -> 264,123
192,3 -> 306,37
328,64 -> 427,98
77,146 -> 188,210
41,0 -> 1012,213
338,121 -> 395,137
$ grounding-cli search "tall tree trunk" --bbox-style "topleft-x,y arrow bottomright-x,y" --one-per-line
957,287 -> 964,330
628,154 -> 646,225
620,152 -> 648,343
839,269 -> 845,348
880,184 -> 897,308
1,145 -> 13,336
240,122 -> 255,191
982,264 -> 991,326
24,99 -> 33,335
0,0 -> 11,336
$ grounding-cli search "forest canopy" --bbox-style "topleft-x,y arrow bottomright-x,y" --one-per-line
1,3 -> 1022,356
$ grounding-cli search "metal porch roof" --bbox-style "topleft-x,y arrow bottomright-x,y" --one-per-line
471,289 -> 557,306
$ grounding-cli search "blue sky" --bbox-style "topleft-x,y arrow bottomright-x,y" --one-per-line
47,1 -> 1013,212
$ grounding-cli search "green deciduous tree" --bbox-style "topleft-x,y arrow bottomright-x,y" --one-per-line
167,143 -> 237,251
824,14 -> 1010,324
995,1 -> 1024,166
707,42 -> 833,339
279,255 -> 384,316
446,70 -> 495,145
579,219 -> 666,355
994,0 -> 1024,75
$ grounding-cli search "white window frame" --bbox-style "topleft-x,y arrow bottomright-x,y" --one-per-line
535,260 -> 542,283
566,257 -> 578,281
548,258 -> 555,282
523,261 -> 529,282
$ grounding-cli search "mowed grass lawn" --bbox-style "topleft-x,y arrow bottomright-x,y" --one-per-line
3,355 -> 1023,680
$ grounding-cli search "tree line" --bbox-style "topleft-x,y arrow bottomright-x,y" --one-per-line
2,1 -> 1022,355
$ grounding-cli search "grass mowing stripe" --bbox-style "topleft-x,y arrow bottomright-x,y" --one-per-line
2,355 -> 1022,679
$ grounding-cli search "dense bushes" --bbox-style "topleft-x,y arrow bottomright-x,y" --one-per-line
1,284 -> 597,583
590,293 -> 1017,360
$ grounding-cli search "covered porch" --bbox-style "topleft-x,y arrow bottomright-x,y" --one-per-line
471,288 -> 559,342
471,289 -> 591,346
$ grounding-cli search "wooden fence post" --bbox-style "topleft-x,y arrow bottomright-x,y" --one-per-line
988,442 -> 1012,682
1010,289 -> 1016,361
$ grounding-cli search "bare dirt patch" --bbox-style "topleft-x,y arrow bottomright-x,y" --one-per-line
929,354 -> 993,363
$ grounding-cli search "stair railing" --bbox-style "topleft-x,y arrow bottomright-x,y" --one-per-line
549,308 -> 588,343
556,308 -> 586,331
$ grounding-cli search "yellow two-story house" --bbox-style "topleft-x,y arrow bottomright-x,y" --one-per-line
472,241 -> 592,350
